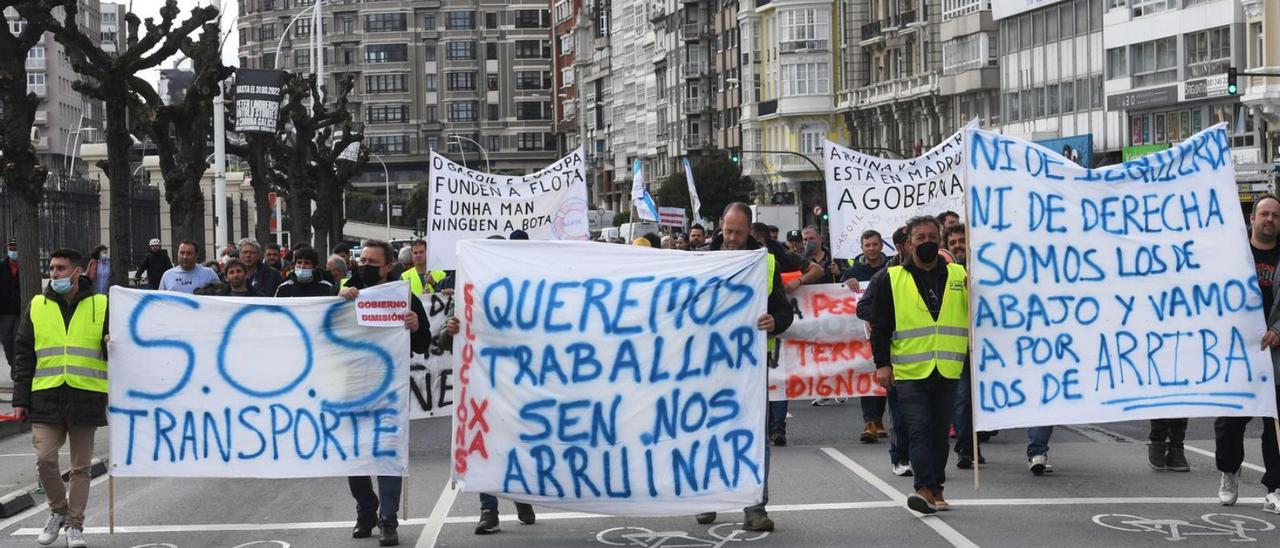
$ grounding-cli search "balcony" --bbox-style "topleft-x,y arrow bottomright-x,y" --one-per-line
900,9 -> 917,26
650,6 -> 667,22
34,110 -> 47,126
860,21 -> 882,42
683,96 -> 706,113
773,154 -> 823,173
683,134 -> 708,149
840,71 -> 939,110
25,57 -> 44,70
27,84 -> 46,98
681,24 -> 708,41
680,62 -> 708,79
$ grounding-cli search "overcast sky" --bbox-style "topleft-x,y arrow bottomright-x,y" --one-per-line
129,0 -> 240,87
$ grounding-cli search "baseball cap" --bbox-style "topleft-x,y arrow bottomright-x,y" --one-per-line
508,230 -> 529,240
149,238 -> 161,246
786,229 -> 802,241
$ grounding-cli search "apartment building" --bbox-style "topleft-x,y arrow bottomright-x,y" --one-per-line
572,0 -> 617,210
606,0 -> 660,213
1239,0 -> 1276,167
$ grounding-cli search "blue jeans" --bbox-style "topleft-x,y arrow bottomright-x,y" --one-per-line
349,475 -> 402,525
887,385 -> 911,465
895,371 -> 958,493
479,493 -> 499,511
768,400 -> 788,435
1026,426 -> 1054,458
861,396 -> 887,423
952,364 -> 974,456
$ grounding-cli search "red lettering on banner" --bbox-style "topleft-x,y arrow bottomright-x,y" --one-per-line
809,292 -> 858,318
786,371 -> 884,399
784,339 -> 873,366
467,398 -> 490,433
453,282 -> 489,474
466,433 -> 489,459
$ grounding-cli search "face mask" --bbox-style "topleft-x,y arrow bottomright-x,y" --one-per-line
357,264 -> 384,286
804,241 -> 818,256
50,275 -> 73,294
295,268 -> 313,283
100,254 -> 110,261
915,242 -> 940,264
7,251 -> 16,260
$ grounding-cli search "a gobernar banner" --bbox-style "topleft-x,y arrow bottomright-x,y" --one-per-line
107,284 -> 411,478
823,130 -> 965,258
967,125 -> 1279,431
451,241 -> 768,516
427,148 -> 591,270
769,284 -> 882,401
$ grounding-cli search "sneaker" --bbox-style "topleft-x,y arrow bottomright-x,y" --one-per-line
892,462 -> 914,477
474,509 -> 500,535
933,490 -> 951,511
1164,446 -> 1190,472
515,502 -> 536,525
1028,454 -> 1051,475
906,488 -> 937,514
65,526 -> 86,548
1147,441 -> 1167,471
742,509 -> 774,532
378,523 -> 399,547
810,398 -> 832,406
956,453 -> 974,469
695,512 -> 716,525
352,514 -> 377,539
860,421 -> 878,443
1219,471 -> 1240,506
770,431 -> 787,447
1264,489 -> 1280,514
834,397 -> 849,405
36,513 -> 64,546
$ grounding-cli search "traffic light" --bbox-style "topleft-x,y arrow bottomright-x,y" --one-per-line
731,152 -> 741,165
415,218 -> 426,236
1227,67 -> 1238,95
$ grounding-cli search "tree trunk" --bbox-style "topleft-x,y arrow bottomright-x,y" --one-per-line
11,193 -> 42,302
105,95 -> 133,287
0,48 -> 47,306
167,179 -> 205,250
248,137 -> 272,246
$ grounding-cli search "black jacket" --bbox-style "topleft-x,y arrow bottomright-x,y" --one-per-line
274,274 -> 337,298
709,235 -> 795,339
11,276 -> 109,426
0,257 -> 18,315
135,250 -> 172,289
346,274 -> 431,355
868,261 -> 952,370
215,283 -> 263,297
246,263 -> 283,297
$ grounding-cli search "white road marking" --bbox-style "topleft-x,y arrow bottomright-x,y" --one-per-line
1079,423 -> 1267,473
819,447 -> 981,548
413,479 -> 459,548
0,473 -> 110,534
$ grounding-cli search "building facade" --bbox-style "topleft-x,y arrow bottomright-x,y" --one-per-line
235,0 -> 559,185
605,0 -> 659,213
1239,0 -> 1276,168
572,0 -> 617,210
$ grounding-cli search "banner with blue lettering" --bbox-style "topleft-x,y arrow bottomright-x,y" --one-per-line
451,241 -> 769,516
967,125 -> 1279,430
107,286 -> 411,478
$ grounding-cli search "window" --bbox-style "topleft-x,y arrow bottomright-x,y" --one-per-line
516,71 -> 545,90
425,74 -> 437,91
1076,76 -> 1090,111
781,62 -> 831,96
426,135 -> 440,150
366,44 -> 407,63
447,102 -> 477,121
516,101 -> 551,120
446,11 -> 475,30
487,74 -> 499,91
514,10 -> 548,28
798,125 -> 825,154
1105,47 -> 1126,80
487,135 -> 502,152
367,135 -> 409,154
486,12 -> 498,29
1046,7 -> 1059,42
26,72 -> 45,94
518,132 -> 545,150
259,23 -> 276,40
1060,2 -> 1075,37
1008,91 -> 1021,121
486,43 -> 499,60
422,14 -> 436,29
560,35 -> 575,55
1129,37 -> 1176,87
424,46 -> 437,62
488,104 -> 500,120
1131,0 -> 1173,17
294,48 -> 311,67
1107,0 -> 1126,9
366,73 -> 408,93
515,40 -> 544,59
1062,80 -> 1075,113
778,9 -> 830,51
1033,11 -> 1044,47
1019,14 -> 1031,50
366,104 -> 408,124
562,67 -> 575,87
424,105 -> 438,120
554,1 -> 571,23
294,18 -> 329,37
1076,0 -> 1088,34
1091,75 -> 1102,109
365,13 -> 406,32
942,33 -> 992,75
446,72 -> 476,91
447,41 -> 476,60
1185,26 -> 1230,79
340,15 -> 354,34
1046,84 -> 1059,116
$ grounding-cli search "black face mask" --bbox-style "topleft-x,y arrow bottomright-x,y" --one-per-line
915,242 -> 940,264
357,264 -> 384,286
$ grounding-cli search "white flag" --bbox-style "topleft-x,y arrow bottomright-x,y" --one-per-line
683,157 -> 702,222
631,159 -> 659,222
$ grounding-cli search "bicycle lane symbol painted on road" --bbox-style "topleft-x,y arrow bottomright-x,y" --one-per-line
596,523 -> 769,547
1093,513 -> 1276,542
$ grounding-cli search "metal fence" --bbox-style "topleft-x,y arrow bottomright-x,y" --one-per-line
125,178 -> 162,269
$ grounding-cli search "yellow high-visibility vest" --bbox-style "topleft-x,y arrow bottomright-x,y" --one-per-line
401,268 -> 447,295
766,253 -> 776,352
30,294 -> 108,393
887,263 -> 968,381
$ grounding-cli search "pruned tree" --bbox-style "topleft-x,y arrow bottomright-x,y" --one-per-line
309,74 -> 366,254
134,19 -> 233,251
0,1 -> 53,304
41,0 -> 219,285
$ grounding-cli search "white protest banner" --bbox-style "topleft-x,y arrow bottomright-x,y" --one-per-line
107,287 -> 410,478
410,292 -> 456,419
356,281 -> 411,327
967,125 -> 1279,431
769,284 -> 883,401
824,131 -> 964,258
658,207 -> 686,228
452,241 -> 768,516
428,148 -> 591,269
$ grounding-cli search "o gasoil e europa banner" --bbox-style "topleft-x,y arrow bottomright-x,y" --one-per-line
451,241 -> 769,516
107,285 -> 411,478
427,148 -> 591,270
966,125 -> 1279,431
823,128 -> 967,258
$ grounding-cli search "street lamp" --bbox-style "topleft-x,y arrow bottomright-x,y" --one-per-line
450,134 -> 491,172
369,152 -> 391,240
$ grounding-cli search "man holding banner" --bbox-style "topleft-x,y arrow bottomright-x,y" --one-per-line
870,216 -> 968,514
338,240 -> 434,546
696,202 -> 794,531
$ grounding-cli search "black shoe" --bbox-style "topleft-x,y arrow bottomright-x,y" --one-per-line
1165,446 -> 1190,472
1148,441 -> 1167,471
742,509 -> 775,531
515,503 -> 536,525
474,509 -> 500,535
352,515 -> 377,539
770,431 -> 787,447
956,453 -> 974,469
978,449 -> 986,464
695,512 -> 716,525
378,523 -> 399,546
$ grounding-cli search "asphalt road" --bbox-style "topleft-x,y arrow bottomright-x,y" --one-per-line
0,403 -> 1277,548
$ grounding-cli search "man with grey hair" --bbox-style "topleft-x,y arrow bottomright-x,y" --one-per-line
327,254 -> 351,288
238,237 -> 282,296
